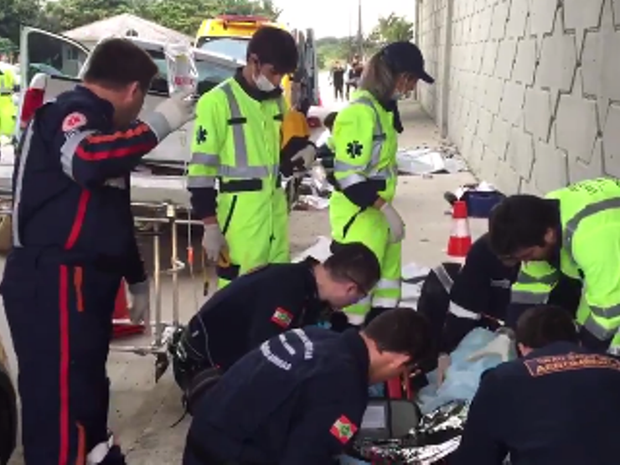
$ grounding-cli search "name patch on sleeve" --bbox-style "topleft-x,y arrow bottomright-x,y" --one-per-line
524,353 -> 620,377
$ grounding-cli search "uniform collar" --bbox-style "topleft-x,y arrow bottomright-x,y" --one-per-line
525,341 -> 583,359
547,199 -> 563,268
74,85 -> 114,122
233,67 -> 283,102
300,257 -> 332,322
340,329 -> 370,385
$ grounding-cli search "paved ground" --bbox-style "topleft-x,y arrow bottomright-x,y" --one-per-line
3,98 -> 486,464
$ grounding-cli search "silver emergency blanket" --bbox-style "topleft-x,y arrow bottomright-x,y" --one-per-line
351,400 -> 468,464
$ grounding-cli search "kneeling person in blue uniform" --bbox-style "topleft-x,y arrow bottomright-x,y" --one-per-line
172,242 -> 380,406
1,39 -> 195,465
454,305 -> 620,465
184,307 -> 433,465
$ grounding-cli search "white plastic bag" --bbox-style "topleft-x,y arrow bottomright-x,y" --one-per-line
417,328 -> 514,414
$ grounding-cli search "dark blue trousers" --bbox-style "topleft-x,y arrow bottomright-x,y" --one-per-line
1,248 -> 123,465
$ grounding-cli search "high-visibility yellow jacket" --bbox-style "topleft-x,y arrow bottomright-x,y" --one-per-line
510,178 -> 620,342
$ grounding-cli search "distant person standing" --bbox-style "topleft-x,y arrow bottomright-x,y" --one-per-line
345,54 -> 363,100
330,61 -> 345,101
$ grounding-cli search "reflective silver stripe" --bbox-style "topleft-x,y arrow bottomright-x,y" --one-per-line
276,97 -> 286,115
516,270 -> 558,286
12,123 -> 36,248
511,290 -> 548,304
583,313 -> 616,340
353,97 -> 386,175
337,173 -> 367,189
563,197 -> 620,260
219,164 -> 277,178
190,152 -> 219,166
448,301 -> 481,320
191,151 -> 278,178
187,176 -> 216,188
375,278 -> 400,290
433,264 -> 454,294
221,83 -> 249,170
589,304 -> 620,320
371,297 -> 400,308
60,130 -> 97,179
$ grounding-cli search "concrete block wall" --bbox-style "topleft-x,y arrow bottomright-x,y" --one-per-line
416,0 -> 620,195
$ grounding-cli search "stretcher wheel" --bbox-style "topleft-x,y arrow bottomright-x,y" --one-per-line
0,215 -> 12,254
0,365 -> 17,465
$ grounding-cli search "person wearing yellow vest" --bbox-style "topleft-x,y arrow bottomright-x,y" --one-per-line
0,65 -> 16,138
477,178 -> 620,359
187,27 -> 316,289
329,42 -> 434,325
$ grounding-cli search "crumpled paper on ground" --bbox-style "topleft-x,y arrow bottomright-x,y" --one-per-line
397,147 -> 466,176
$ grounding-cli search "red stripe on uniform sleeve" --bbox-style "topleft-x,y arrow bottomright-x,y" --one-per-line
74,123 -> 157,161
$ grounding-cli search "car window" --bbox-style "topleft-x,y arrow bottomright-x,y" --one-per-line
196,37 -> 249,63
145,49 -> 237,95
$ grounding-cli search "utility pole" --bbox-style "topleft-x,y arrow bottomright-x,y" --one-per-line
356,0 -> 363,57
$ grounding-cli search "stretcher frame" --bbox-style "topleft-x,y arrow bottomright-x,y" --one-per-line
109,200 -> 202,359
0,194 -> 200,362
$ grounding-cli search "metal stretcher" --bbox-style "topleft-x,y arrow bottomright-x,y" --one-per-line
0,171 -> 203,379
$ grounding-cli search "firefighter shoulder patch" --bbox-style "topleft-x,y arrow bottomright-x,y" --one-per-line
62,112 -> 88,132
330,415 -> 358,444
271,307 -> 293,328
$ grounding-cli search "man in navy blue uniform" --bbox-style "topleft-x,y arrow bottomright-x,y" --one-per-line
172,242 -> 380,396
416,233 -> 581,384
454,304 -> 620,465
0,39 -> 194,465
183,307 -> 432,465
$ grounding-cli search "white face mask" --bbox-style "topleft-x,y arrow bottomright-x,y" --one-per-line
254,73 -> 276,92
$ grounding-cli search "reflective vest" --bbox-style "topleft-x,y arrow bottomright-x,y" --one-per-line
512,178 -> 620,340
0,68 -> 14,96
187,78 -> 285,191
332,90 -> 398,201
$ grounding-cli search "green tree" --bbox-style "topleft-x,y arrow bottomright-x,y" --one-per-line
369,13 -> 414,45
40,0 -> 280,36
0,0 -> 45,44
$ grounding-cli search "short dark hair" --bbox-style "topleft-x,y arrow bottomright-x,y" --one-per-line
83,38 -> 159,92
324,242 -> 380,294
324,112 -> 337,130
363,308 -> 433,363
516,305 -> 578,349
488,195 -> 560,257
247,26 -> 298,74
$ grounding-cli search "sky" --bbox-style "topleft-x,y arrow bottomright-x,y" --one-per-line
274,0 -> 415,39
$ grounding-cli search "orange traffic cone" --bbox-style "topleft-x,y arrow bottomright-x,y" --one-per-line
112,280 -> 145,339
447,200 -> 472,258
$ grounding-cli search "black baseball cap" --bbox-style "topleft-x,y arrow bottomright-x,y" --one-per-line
381,41 -> 434,84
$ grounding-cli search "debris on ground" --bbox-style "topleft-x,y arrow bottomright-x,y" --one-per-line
397,142 -> 466,176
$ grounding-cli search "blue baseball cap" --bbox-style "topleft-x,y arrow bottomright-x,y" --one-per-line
381,41 -> 434,84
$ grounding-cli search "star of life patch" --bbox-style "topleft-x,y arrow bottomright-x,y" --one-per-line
271,307 -> 293,328
330,415 -> 358,444
62,112 -> 88,132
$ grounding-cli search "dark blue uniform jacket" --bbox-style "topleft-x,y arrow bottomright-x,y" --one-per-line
184,258 -> 328,371
11,86 -> 157,281
187,328 -> 369,464
454,342 -> 620,465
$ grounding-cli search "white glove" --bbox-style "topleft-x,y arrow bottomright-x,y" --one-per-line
128,281 -> 150,325
291,143 -> 317,171
202,223 -> 227,262
143,89 -> 196,141
468,333 -> 514,362
380,202 -> 406,243
437,354 -> 451,386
